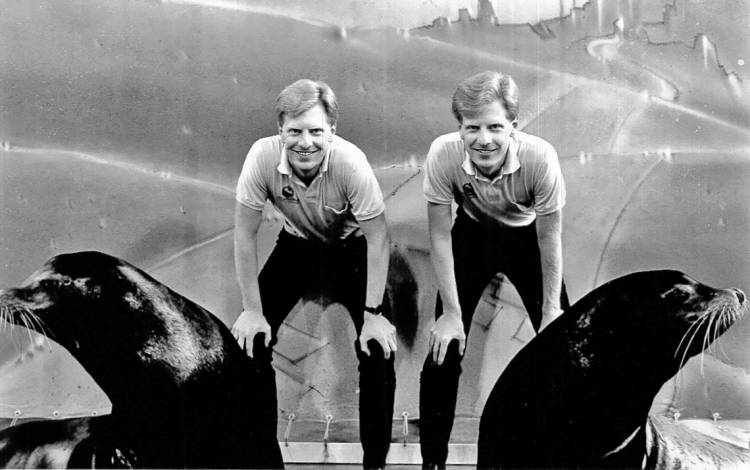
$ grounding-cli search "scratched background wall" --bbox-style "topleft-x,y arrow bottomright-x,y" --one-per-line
1,0 -> 749,445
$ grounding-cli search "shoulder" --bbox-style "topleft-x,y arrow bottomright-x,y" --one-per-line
426,132 -> 463,168
514,130 -> 558,164
249,135 -> 282,159
429,132 -> 463,156
330,135 -> 367,162
328,135 -> 371,174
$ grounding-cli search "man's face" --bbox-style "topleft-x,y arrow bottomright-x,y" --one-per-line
459,99 -> 515,178
280,104 -> 335,179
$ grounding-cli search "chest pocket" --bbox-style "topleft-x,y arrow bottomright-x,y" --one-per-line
507,178 -> 533,211
324,198 -> 349,215
511,197 -> 533,211
322,186 -> 350,215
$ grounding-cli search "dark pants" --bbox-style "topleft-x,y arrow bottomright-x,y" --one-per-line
419,210 -> 569,467
252,230 -> 396,469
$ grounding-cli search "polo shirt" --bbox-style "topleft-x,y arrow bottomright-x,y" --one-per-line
236,134 -> 385,243
423,130 -> 565,227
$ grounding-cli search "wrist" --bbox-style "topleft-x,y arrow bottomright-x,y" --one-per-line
542,304 -> 562,316
364,304 -> 383,315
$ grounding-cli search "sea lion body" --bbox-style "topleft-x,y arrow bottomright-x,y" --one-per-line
477,270 -> 747,470
0,251 -> 282,468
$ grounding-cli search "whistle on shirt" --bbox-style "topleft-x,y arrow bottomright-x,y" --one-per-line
462,183 -> 478,199
281,185 -> 297,201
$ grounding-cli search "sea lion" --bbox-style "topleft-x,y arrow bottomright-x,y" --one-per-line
0,251 -> 283,468
477,270 -> 748,470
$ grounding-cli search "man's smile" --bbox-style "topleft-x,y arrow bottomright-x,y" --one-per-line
292,149 -> 318,157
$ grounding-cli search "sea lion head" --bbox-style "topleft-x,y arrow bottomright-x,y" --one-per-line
0,251 -> 225,392
567,270 -> 747,375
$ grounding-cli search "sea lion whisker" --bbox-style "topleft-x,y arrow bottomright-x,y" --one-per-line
699,319 -> 712,376
24,309 -> 51,340
706,307 -> 723,353
12,304 -> 50,353
8,305 -> 26,358
0,305 -> 7,331
674,314 -> 705,359
676,314 -> 711,373
25,312 -> 53,352
714,311 -> 732,361
18,309 -> 38,351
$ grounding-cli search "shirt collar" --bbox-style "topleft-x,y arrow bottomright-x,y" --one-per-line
461,132 -> 521,182
277,139 -> 332,176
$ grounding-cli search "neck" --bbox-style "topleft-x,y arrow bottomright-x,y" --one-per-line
475,163 -> 503,180
293,166 -> 320,186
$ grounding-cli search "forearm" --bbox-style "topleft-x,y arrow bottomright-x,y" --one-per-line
430,232 -> 461,317
539,237 -> 563,310
536,213 -> 564,313
365,229 -> 390,309
234,231 -> 263,313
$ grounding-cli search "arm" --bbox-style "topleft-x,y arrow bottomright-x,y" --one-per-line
231,202 -> 271,357
357,213 -> 397,358
427,202 -> 466,364
535,209 -> 564,331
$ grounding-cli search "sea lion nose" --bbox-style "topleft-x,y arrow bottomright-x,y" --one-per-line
732,288 -> 745,304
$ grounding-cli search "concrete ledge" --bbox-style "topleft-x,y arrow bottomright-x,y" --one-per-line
280,442 -> 476,465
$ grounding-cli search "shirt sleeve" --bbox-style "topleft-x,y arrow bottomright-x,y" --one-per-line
235,141 -> 268,211
422,138 -> 454,205
344,151 -> 385,221
533,143 -> 566,215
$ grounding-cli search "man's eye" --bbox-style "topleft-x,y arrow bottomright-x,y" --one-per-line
310,129 -> 323,136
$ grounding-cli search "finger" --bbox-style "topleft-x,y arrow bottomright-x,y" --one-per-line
458,337 -> 466,357
245,337 -> 254,359
437,339 -> 450,365
431,339 -> 440,363
263,330 -> 271,348
387,336 -> 398,353
428,331 -> 435,351
376,338 -> 390,359
360,338 -> 371,357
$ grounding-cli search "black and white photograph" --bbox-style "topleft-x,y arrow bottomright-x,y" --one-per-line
1,0 -> 748,468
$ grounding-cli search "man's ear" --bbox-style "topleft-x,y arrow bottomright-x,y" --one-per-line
330,125 -> 337,135
511,119 -> 518,128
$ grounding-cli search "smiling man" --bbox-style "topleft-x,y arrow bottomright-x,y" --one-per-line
418,71 -> 570,469
232,79 -> 397,470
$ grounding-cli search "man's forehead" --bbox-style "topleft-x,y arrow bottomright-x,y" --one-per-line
460,100 -> 512,124
281,104 -> 330,128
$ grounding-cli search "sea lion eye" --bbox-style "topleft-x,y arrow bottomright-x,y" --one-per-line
39,279 -> 58,289
62,277 -> 72,286
662,286 -> 692,302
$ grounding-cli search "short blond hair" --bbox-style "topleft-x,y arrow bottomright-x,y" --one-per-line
275,79 -> 338,127
451,71 -> 519,123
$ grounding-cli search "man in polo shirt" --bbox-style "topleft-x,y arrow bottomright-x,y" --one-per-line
232,79 -> 397,470
418,71 -> 570,468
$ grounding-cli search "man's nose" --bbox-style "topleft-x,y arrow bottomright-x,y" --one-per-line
476,129 -> 491,145
299,131 -> 313,148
